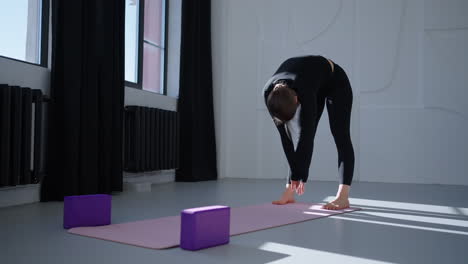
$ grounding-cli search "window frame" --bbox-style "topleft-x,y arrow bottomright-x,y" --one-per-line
125,0 -> 169,96
0,0 -> 50,68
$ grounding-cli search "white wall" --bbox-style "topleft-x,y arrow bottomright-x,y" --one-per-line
212,0 -> 468,185
0,57 -> 50,93
125,87 -> 177,110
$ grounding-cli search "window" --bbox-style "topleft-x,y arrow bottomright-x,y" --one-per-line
125,0 -> 140,83
125,0 -> 167,94
0,0 -> 49,67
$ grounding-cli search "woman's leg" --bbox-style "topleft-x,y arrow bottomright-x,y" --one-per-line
323,64 -> 355,209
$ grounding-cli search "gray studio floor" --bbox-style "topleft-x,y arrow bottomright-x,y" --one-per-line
2,179 -> 468,264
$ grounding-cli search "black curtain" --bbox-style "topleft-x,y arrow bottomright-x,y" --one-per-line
176,0 -> 217,182
41,0 -> 124,201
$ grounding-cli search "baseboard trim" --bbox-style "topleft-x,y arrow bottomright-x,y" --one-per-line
123,169 -> 175,192
0,184 -> 40,208
0,170 -> 176,207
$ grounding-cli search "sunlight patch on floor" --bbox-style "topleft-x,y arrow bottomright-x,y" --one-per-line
329,215 -> 468,236
259,242 -> 393,264
323,197 -> 467,216
354,211 -> 468,228
302,211 -> 330,216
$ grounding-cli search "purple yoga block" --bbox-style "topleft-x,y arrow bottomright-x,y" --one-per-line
180,205 -> 230,250
63,194 -> 111,229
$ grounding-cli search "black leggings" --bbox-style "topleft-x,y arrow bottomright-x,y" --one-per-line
317,63 -> 355,186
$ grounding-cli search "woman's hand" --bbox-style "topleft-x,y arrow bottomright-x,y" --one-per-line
289,180 -> 305,195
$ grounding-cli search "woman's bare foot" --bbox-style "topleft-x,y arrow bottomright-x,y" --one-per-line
272,187 -> 296,205
323,196 -> 350,210
322,184 -> 351,210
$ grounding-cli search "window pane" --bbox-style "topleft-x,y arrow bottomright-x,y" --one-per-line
142,44 -> 162,93
0,0 -> 42,64
125,0 -> 139,83
144,0 -> 164,47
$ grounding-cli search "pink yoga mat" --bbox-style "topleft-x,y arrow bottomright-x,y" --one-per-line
68,203 -> 360,249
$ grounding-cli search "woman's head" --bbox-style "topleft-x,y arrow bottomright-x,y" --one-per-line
267,81 -> 298,124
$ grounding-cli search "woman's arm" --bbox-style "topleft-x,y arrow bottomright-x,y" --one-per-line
289,98 -> 317,183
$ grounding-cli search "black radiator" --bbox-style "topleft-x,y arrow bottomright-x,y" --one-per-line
124,106 -> 179,172
0,84 -> 45,187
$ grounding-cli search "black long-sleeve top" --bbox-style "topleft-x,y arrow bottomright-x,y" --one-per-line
263,55 -> 333,183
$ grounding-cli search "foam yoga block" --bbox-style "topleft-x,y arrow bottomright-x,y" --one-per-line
63,194 -> 111,229
180,205 -> 230,250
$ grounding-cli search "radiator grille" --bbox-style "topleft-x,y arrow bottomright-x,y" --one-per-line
124,106 -> 179,172
0,84 -> 44,187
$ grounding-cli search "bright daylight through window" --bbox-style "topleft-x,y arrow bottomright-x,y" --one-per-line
125,0 -> 166,94
0,0 -> 47,66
